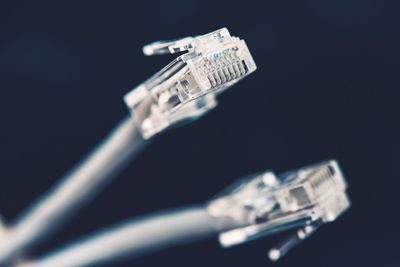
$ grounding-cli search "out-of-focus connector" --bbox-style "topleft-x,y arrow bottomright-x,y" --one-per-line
124,28 -> 257,139
207,160 -> 350,261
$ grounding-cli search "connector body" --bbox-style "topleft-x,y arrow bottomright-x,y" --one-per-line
207,160 -> 350,260
124,28 -> 256,139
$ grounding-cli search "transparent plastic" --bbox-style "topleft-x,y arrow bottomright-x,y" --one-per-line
124,28 -> 257,139
207,160 -> 350,261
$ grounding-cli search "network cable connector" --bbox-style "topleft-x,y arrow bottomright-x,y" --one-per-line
207,160 -> 350,261
124,28 -> 257,139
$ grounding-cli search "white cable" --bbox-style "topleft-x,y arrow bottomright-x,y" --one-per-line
22,206 -> 217,267
0,116 -> 147,265
0,28 -> 258,266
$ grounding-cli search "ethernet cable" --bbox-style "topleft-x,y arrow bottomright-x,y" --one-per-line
20,160 -> 350,267
0,28 -> 257,265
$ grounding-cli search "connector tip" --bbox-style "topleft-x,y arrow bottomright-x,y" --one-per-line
143,45 -> 153,56
268,249 -> 281,261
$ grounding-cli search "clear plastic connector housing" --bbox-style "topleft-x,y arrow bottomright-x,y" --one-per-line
207,160 -> 350,261
124,28 -> 257,139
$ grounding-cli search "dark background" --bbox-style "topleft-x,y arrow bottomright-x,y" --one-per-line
0,0 -> 399,266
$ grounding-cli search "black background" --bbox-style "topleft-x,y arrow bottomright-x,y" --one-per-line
0,0 -> 399,266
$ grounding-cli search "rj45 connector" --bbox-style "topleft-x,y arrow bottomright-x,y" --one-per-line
207,160 -> 351,261
124,28 -> 257,139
